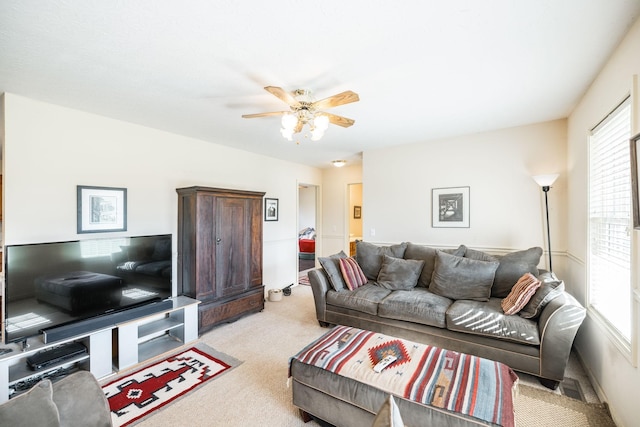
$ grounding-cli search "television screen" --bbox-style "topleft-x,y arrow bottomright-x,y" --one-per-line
3,234 -> 173,344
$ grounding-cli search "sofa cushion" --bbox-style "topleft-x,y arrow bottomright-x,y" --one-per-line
339,257 -> 368,290
492,247 -> 543,297
326,283 -> 392,315
375,255 -> 424,290
446,298 -> 540,345
378,288 -> 452,328
501,273 -> 541,315
403,243 -> 466,288
463,246 -> 498,262
356,241 -> 408,280
0,379 -> 60,427
318,251 -> 349,291
429,251 -> 499,301
519,271 -> 565,319
51,371 -> 112,427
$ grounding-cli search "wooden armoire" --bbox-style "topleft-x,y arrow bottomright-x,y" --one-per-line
176,186 -> 265,333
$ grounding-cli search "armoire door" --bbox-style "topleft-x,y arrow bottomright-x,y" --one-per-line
215,196 -> 252,298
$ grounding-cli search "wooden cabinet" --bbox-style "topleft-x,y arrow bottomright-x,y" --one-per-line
177,186 -> 265,333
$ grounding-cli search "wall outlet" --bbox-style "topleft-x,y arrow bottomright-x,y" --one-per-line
370,228 -> 376,236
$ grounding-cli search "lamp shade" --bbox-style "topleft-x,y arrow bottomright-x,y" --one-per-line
532,174 -> 559,187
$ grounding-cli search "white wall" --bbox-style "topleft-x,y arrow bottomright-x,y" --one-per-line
566,16 -> 640,427
298,185 -> 316,233
320,164 -> 363,256
362,120 -> 567,271
2,94 -> 322,295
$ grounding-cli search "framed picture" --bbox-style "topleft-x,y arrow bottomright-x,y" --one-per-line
630,133 -> 640,229
432,186 -> 470,228
264,198 -> 279,221
77,185 -> 127,233
353,205 -> 362,219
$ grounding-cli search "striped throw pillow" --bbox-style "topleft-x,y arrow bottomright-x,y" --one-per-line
339,257 -> 368,290
501,273 -> 541,315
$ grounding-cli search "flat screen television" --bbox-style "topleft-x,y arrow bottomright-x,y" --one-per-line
3,234 -> 173,344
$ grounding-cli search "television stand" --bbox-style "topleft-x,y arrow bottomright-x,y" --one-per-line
0,296 -> 200,403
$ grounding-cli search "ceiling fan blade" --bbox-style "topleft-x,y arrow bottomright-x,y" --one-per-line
325,113 -> 355,128
264,86 -> 298,106
242,111 -> 288,118
313,90 -> 359,109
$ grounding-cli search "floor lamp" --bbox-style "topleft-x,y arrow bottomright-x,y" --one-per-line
533,174 -> 559,272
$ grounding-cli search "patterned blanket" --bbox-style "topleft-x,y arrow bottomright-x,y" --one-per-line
291,326 -> 518,427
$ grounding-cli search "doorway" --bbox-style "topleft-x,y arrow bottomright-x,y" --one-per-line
298,184 -> 318,272
348,183 -> 363,256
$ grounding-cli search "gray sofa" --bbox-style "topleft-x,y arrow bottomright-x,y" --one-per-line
309,241 -> 586,389
0,371 -> 112,427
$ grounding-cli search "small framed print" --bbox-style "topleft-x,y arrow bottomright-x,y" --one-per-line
432,186 -> 470,228
264,198 -> 279,221
77,185 -> 127,233
353,205 -> 362,219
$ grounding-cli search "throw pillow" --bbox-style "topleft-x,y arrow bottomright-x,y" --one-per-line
318,251 -> 349,291
404,243 -> 466,288
356,241 -> 408,280
376,255 -> 425,290
501,273 -> 542,315
339,257 -> 368,290
0,379 -> 60,427
519,272 -> 565,319
463,246 -> 498,262
371,395 -> 405,427
429,251 -> 499,301
492,247 -> 543,298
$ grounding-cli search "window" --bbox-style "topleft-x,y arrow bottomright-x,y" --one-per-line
588,97 -> 632,345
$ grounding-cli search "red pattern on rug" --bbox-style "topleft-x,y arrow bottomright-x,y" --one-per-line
103,347 -> 231,427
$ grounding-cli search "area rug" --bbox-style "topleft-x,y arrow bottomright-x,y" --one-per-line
516,384 -> 615,427
102,343 -> 241,427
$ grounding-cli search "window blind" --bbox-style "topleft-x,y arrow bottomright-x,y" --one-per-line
588,97 -> 632,342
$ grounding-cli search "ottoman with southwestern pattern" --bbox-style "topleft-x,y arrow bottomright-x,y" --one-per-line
289,326 -> 518,427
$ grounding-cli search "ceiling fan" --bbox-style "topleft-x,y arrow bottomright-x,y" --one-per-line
242,86 -> 359,141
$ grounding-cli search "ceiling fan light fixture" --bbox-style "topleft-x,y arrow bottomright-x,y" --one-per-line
280,127 -> 294,141
313,114 -> 330,131
281,113 -> 297,130
332,160 -> 347,167
311,129 -> 325,141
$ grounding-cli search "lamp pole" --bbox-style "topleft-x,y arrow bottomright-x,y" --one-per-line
542,185 -> 552,272
532,174 -> 559,273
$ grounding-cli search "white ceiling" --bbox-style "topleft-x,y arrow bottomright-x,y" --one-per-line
1,1 -> 639,169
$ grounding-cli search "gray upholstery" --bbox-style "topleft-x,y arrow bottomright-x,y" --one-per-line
403,243 -> 465,288
519,271 -> 565,319
378,288 -> 451,328
291,359 -> 505,427
491,247 -> 543,297
308,243 -> 586,385
327,284 -> 391,315
429,251 -> 499,301
318,250 -> 348,291
356,241 -> 408,280
375,255 -> 424,290
446,298 -> 540,345
0,371 -> 112,427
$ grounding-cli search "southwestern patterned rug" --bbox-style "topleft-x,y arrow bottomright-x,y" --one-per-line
102,344 -> 241,427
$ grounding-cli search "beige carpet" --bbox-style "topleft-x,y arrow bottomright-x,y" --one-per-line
130,285 -> 614,427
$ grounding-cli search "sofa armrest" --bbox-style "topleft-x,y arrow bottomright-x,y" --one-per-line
537,291 -> 586,381
308,268 -> 331,325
